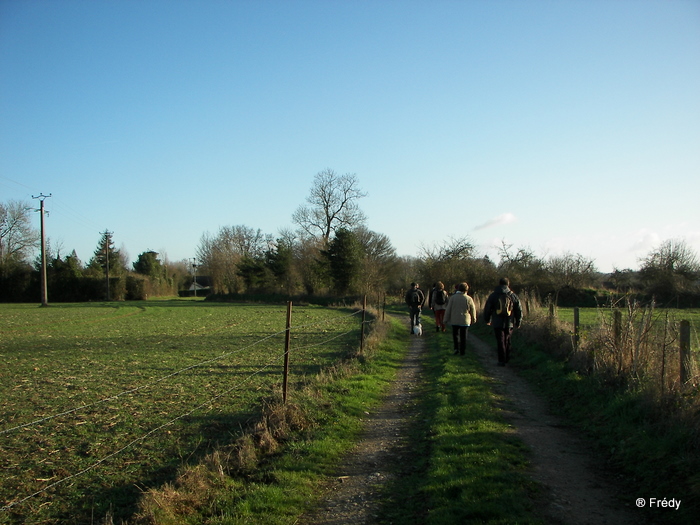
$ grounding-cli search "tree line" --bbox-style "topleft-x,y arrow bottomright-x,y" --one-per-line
2,170 -> 699,305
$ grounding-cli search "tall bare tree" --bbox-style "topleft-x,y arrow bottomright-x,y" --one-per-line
0,200 -> 39,270
292,168 -> 367,244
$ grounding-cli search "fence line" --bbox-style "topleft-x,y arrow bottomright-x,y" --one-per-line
0,302 -> 370,514
290,314 -> 375,353
290,328 -> 358,352
553,306 -> 698,386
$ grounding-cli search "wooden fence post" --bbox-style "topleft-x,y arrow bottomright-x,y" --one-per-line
613,309 -> 622,350
283,301 -> 292,404
548,296 -> 555,333
382,292 -> 386,322
574,307 -> 580,351
661,312 -> 669,396
360,295 -> 367,353
680,320 -> 691,384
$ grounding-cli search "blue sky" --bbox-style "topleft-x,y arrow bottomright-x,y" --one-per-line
1,0 -> 698,273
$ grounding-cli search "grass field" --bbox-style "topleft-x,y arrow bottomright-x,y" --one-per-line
0,300 -> 364,524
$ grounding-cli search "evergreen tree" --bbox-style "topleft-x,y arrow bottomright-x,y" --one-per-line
87,231 -> 123,275
265,238 -> 296,293
133,251 -> 164,280
86,231 -> 126,299
48,250 -> 84,301
322,228 -> 363,295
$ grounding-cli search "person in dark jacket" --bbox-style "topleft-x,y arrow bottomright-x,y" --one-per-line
483,277 -> 523,366
405,282 -> 425,334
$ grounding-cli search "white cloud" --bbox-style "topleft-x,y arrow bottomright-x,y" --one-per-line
473,213 -> 517,231
628,229 -> 661,253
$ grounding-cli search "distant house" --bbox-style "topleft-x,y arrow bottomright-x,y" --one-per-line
183,276 -> 212,296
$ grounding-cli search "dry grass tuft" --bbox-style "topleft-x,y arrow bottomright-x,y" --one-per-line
133,464 -> 229,524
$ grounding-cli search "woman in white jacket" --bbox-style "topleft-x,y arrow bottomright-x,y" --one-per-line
443,282 -> 477,355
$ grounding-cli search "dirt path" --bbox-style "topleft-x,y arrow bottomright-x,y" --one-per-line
304,325 -> 424,524
306,322 -> 642,524
468,334 -> 641,525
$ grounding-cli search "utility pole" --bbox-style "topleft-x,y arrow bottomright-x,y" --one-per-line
102,230 -> 113,301
32,193 -> 52,307
191,257 -> 198,297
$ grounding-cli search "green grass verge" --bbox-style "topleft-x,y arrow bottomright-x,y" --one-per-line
374,318 -> 541,524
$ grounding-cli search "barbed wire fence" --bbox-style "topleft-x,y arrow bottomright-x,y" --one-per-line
530,298 -> 700,389
0,299 -> 377,515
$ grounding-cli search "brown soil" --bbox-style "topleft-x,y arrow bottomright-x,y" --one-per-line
305,320 -> 642,524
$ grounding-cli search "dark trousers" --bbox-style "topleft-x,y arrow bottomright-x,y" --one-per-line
409,306 -> 422,330
452,325 -> 469,354
494,327 -> 514,363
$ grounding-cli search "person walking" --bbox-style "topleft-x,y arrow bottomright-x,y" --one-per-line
405,282 -> 425,334
431,281 -> 448,332
428,283 -> 437,310
483,277 -> 523,366
443,282 -> 477,355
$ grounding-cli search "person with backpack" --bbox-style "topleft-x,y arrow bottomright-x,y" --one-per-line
431,281 -> 448,332
483,277 -> 523,366
405,282 -> 425,334
443,282 -> 477,355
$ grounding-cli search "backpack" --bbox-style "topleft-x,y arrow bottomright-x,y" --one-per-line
434,290 -> 446,306
409,289 -> 423,306
495,292 -> 514,320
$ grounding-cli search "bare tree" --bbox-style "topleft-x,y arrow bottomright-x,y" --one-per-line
640,238 -> 699,278
292,169 -> 367,244
0,200 -> 39,269
196,225 -> 272,294
419,236 -> 476,262
547,252 -> 598,289
639,238 -> 700,298
418,236 -> 484,293
497,241 -> 547,287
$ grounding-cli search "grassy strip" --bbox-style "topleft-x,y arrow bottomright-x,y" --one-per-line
375,323 -> 542,524
502,325 -> 700,525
